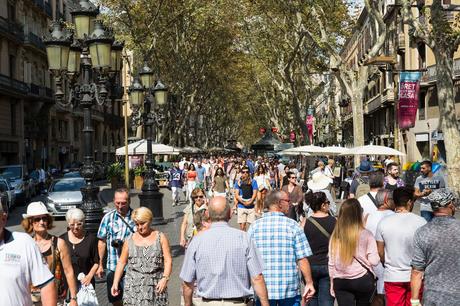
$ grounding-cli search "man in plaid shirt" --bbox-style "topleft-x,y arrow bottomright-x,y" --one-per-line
248,190 -> 315,305
96,187 -> 135,306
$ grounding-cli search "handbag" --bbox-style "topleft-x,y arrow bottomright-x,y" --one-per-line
354,256 -> 378,303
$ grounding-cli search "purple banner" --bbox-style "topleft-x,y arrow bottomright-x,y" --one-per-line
398,71 -> 422,129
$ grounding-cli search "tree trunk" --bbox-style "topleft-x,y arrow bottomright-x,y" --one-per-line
434,50 -> 460,192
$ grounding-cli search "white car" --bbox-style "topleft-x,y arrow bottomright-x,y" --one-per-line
45,177 -> 85,217
0,178 -> 16,211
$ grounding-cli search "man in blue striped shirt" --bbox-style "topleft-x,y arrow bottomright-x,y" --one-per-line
180,196 -> 270,306
96,187 -> 135,306
248,190 -> 315,306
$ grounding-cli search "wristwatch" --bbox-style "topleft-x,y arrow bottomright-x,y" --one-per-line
70,296 -> 77,301
162,275 -> 170,280
410,299 -> 420,306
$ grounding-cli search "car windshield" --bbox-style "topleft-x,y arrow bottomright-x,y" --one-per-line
51,179 -> 85,192
63,172 -> 81,178
0,166 -> 22,180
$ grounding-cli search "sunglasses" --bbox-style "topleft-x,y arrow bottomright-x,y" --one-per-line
289,177 -> 296,179
32,216 -> 49,223
242,170 -> 249,173
194,195 -> 205,199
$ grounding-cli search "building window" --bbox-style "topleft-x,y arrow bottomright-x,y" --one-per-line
7,2 -> 15,21
9,55 -> 16,78
74,119 -> 79,140
10,101 -> 16,136
419,90 -> 426,120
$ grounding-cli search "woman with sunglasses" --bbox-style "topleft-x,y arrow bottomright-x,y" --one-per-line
186,164 -> 197,205
180,188 -> 208,247
60,208 -> 99,289
328,199 -> 380,306
303,192 -> 336,306
111,207 -> 172,306
281,171 -> 304,221
254,164 -> 270,217
21,201 -> 78,306
212,167 -> 229,198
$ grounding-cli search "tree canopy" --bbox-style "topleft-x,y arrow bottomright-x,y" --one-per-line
98,0 -> 353,147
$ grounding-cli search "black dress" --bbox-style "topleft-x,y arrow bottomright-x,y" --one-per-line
61,232 -> 99,287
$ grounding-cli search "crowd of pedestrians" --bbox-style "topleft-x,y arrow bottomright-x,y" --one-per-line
0,154 -> 459,306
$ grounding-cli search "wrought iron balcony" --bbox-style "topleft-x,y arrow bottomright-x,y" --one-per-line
0,73 -> 29,96
420,65 -> 437,84
0,16 -> 24,42
24,32 -> 46,52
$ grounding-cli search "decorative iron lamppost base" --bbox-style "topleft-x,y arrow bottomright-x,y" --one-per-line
138,190 -> 166,225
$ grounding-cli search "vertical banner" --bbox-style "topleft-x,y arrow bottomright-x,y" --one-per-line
306,107 -> 315,144
289,130 -> 296,143
398,71 -> 422,129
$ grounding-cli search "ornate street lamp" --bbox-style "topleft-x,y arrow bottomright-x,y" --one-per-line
129,64 -> 168,225
44,0 -> 122,232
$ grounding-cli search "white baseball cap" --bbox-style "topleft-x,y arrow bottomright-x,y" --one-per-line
22,201 -> 51,219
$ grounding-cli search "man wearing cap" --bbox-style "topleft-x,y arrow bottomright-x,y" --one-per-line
349,160 -> 375,198
410,189 -> 460,306
0,195 -> 57,306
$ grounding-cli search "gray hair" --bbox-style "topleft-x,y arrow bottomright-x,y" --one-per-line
375,189 -> 392,208
66,208 -> 85,223
264,190 -> 284,209
208,200 -> 231,222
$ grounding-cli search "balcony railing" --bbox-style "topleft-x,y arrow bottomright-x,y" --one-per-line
0,16 -> 24,42
421,65 -> 437,84
27,83 -> 54,100
0,73 -> 29,95
24,32 -> 46,51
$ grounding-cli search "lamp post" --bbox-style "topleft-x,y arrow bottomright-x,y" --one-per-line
128,63 -> 168,225
43,0 -> 124,232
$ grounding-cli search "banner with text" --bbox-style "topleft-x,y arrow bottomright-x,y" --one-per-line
398,71 -> 422,129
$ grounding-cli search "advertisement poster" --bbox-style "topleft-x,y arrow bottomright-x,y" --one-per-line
398,71 -> 422,129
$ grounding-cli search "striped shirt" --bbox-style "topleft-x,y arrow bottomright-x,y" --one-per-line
97,209 -> 135,271
180,222 -> 264,299
248,212 -> 312,299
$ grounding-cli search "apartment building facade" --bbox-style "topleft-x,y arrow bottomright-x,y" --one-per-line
337,1 -> 460,163
0,0 -> 124,171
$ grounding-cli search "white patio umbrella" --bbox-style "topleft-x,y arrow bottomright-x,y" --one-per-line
288,145 -> 325,154
317,146 -> 350,155
279,149 -> 311,156
340,145 -> 405,156
115,139 -> 180,156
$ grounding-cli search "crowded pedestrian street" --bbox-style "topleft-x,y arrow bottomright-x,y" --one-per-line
1,1 -> 460,306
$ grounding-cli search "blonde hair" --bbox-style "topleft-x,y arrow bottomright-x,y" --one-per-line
132,207 -> 153,224
330,199 -> 364,265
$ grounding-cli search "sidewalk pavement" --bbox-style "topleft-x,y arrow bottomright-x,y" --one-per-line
96,185 -> 187,306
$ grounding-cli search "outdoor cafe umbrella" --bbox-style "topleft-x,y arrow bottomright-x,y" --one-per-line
339,145 -> 405,156
317,146 -> 350,155
279,148 -> 311,156
115,139 -> 180,156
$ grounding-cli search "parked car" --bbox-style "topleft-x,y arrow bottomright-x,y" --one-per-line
0,165 -> 33,204
0,178 -> 16,211
63,171 -> 82,178
45,177 -> 85,217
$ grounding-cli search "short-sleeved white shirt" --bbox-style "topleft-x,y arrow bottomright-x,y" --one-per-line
0,230 -> 54,306
375,213 -> 426,282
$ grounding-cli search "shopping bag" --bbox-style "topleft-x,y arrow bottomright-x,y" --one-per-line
76,273 -> 99,306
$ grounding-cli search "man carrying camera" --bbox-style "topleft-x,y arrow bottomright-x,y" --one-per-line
96,187 -> 135,306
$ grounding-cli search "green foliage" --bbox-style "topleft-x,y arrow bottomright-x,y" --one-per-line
106,162 -> 123,180
134,165 -> 146,177
98,0 -> 352,146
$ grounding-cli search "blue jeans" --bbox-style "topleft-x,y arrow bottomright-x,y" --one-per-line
421,210 -> 434,222
256,295 -> 301,306
308,264 -> 334,306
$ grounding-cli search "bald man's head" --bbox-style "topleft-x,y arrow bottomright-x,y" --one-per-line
208,196 -> 231,222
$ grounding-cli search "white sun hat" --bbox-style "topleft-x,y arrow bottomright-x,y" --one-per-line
307,172 -> 331,191
22,201 -> 51,219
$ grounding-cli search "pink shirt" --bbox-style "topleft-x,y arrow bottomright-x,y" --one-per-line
328,229 -> 380,280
